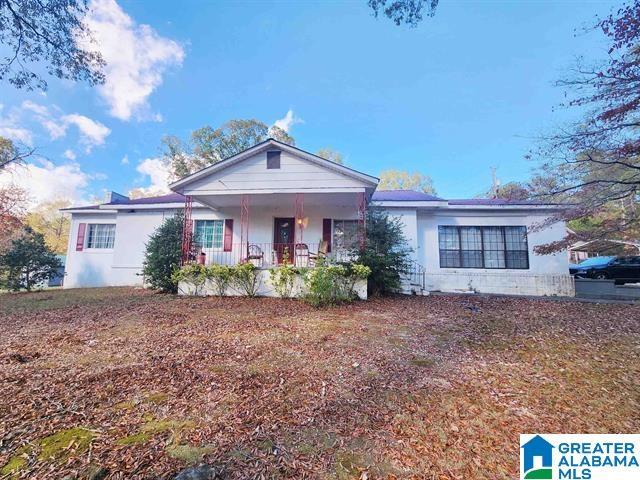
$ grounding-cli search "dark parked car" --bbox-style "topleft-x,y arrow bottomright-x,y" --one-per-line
570,256 -> 640,284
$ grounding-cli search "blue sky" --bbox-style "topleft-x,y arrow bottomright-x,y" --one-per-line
0,0 -> 621,206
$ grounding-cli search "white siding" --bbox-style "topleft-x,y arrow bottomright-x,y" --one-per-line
64,212 -> 117,288
64,204 -> 360,288
416,210 -> 568,275
185,151 -> 365,193
381,207 -> 573,296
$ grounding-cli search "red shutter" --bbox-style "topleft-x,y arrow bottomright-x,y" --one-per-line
223,219 -> 233,252
76,223 -> 86,251
322,218 -> 332,253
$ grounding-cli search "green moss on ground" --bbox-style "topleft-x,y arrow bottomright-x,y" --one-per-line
145,392 -> 169,404
38,427 -> 95,462
116,432 -> 152,445
0,447 -> 30,477
166,444 -> 214,464
117,418 -> 195,446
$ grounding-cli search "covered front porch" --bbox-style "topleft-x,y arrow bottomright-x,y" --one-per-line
181,191 -> 367,268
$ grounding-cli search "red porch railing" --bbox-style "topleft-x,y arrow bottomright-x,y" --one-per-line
195,242 -> 355,268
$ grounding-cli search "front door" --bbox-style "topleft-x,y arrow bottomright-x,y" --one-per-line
274,217 -> 295,264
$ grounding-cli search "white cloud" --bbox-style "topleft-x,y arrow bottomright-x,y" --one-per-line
62,114 -> 111,151
121,154 -> 129,165
129,157 -> 172,197
83,0 -> 185,121
64,149 -> 77,160
273,109 -> 303,133
21,100 -> 49,117
0,104 -> 33,145
0,126 -> 33,145
42,119 -> 68,139
20,101 -> 67,139
18,101 -> 110,150
0,160 -> 91,208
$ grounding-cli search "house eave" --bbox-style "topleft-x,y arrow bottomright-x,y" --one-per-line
371,201 -> 567,211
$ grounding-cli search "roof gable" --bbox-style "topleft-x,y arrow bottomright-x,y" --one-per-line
170,139 -> 378,194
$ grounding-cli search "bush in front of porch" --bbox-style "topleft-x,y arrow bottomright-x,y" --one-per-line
357,210 -> 412,296
143,212 -> 183,293
302,262 -> 370,307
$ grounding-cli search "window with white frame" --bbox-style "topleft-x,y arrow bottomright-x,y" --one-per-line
194,220 -> 224,249
438,225 -> 529,269
333,220 -> 359,251
87,224 -> 116,249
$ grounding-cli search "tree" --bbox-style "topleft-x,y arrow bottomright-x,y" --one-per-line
142,212 -> 183,293
0,226 -> 62,291
378,169 -> 437,194
0,0 -> 105,91
25,199 -> 71,254
357,209 -> 412,296
489,181 -> 531,201
530,1 -> 640,252
1,136 -> 34,170
368,0 -> 439,27
316,147 -> 344,165
0,183 -> 26,253
163,119 -> 296,179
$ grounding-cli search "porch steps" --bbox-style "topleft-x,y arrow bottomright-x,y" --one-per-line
399,260 -> 429,296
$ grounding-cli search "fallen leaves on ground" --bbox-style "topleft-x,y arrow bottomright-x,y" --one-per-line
0,288 -> 638,479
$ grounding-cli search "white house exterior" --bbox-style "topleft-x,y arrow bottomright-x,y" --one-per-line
62,139 -> 573,296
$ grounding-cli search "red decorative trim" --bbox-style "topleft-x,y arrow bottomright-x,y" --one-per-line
181,195 -> 193,265
224,219 -> 233,252
322,219 -> 332,253
76,223 -> 86,251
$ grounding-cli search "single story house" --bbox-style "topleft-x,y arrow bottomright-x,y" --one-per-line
62,139 -> 573,296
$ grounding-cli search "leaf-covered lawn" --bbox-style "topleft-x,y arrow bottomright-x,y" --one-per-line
0,288 -> 638,479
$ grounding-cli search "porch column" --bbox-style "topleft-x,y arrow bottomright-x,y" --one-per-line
357,192 -> 367,250
181,195 -> 193,265
295,193 -> 304,245
240,194 -> 249,261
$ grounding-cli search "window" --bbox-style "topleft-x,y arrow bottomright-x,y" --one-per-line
194,220 -> 224,249
267,151 -> 281,169
333,220 -> 359,251
438,226 -> 529,269
86,224 -> 115,249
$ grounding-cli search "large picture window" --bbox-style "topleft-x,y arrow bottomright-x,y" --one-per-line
194,220 -> 224,249
333,220 -> 359,251
438,225 -> 529,269
87,224 -> 116,249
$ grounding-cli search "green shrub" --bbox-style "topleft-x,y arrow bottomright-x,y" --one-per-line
356,210 -> 412,296
143,212 -> 183,293
206,264 -> 233,296
0,227 -> 62,291
231,262 -> 261,297
269,263 -> 298,298
172,263 -> 207,295
303,261 -> 370,307
344,263 -> 371,297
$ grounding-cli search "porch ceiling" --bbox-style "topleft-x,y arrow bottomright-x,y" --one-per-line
191,191 -> 364,209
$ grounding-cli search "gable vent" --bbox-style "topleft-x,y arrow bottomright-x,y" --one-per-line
267,151 -> 281,169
